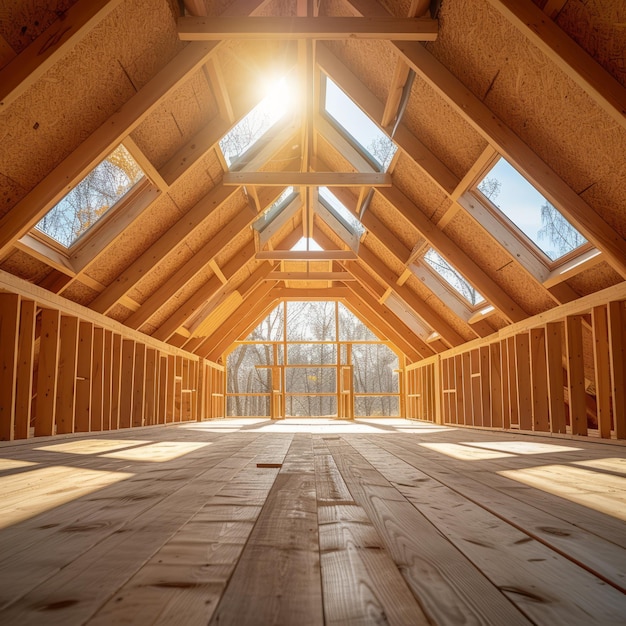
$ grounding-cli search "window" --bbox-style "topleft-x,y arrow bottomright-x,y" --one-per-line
35,144 -> 144,248
423,248 -> 484,306
319,187 -> 365,237
219,77 -> 292,167
252,186 -> 297,232
323,76 -> 397,172
477,157 -> 588,262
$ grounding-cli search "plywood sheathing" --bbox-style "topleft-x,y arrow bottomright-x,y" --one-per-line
167,150 -> 226,210
555,0 -> 626,87
0,172 -> 26,220
214,228 -> 254,268
130,69 -> 218,170
83,193 -> 186,286
0,1 -> 78,53
313,217 -> 348,252
428,0 -> 626,239
369,196 -> 418,254
61,280 -> 100,307
566,261 -> 624,297
107,302 -> 133,324
0,249 -> 50,284
442,211 -> 556,316
0,0 -> 182,197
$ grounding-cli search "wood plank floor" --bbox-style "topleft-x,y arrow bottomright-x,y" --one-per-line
0,418 -> 624,625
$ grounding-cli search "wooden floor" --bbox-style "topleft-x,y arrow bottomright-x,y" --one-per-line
0,419 -> 625,625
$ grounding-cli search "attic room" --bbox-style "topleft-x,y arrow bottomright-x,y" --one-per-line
0,0 -> 625,623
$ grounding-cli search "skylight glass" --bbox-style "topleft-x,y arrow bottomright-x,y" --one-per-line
319,187 -> 365,237
253,186 -> 296,232
324,77 -> 397,172
35,144 -> 144,248
423,248 -> 485,306
477,157 -> 588,261
219,77 -> 291,167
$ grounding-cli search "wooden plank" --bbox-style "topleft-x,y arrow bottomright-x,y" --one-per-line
515,333 -> 532,430
326,439 -> 531,624
544,321 -> 565,434
489,342 -> 502,428
144,348 -> 157,426
119,339 -> 135,429
75,321 -> 93,432
14,299 -> 36,439
224,171 -> 392,187
566,315 -> 587,436
110,333 -> 122,430
54,316 -> 79,435
608,301 -> 626,438
256,250 -> 357,260
91,327 -> 105,432
209,435 -> 323,625
530,328 -> 549,432
0,0 -> 124,110
28,328 -> 55,444
0,293 -> 19,440
132,343 -> 146,428
178,16 -> 439,40
591,306 -> 611,439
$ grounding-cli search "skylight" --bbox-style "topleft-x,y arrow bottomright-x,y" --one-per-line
423,248 -> 485,306
253,186 -> 296,232
319,187 -> 365,237
323,77 -> 397,172
219,77 -> 291,167
35,144 -> 144,248
477,157 -> 588,261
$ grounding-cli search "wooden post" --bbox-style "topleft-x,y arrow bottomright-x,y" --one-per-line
0,293 -> 19,440
15,299 -> 36,439
461,351 -> 472,425
470,349 -> 482,426
132,343 -> 146,428
515,333 -> 532,431
196,358 -> 206,421
434,357 -> 443,425
500,339 -> 511,428
479,346 -> 490,427
530,328 -> 549,432
144,348 -> 157,426
55,316 -> 79,435
110,333 -> 122,430
489,342 -> 502,428
166,354 -> 175,422
102,330 -> 112,430
506,336 -> 518,427
119,339 -> 135,428
158,355 -> 168,424
75,321 -> 93,432
566,315 -> 587,436
454,354 -> 463,424
545,321 -> 566,433
34,309 -> 61,436
91,327 -> 104,432
608,301 -> 625,438
592,305 -> 612,438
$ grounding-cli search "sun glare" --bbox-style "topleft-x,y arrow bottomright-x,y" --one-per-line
263,76 -> 293,118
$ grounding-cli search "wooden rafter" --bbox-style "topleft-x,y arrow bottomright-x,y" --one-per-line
223,171 -> 391,186
178,16 -> 438,41
0,0 -> 124,110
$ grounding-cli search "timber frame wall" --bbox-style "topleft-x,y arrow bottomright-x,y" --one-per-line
406,282 -> 626,441
0,270 -> 224,441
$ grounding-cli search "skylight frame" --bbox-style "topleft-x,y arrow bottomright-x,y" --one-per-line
318,187 -> 365,239
320,74 -> 398,173
32,143 -> 148,252
472,156 -> 593,270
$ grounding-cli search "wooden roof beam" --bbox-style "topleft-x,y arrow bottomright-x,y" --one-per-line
392,40 -> 626,278
223,171 -> 391,187
178,16 -> 438,41
484,0 -> 626,133
256,250 -> 357,260
267,272 -> 355,281
0,0 -> 124,110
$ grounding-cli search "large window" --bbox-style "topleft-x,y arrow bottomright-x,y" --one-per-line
476,157 -> 588,263
35,144 -> 145,248
226,301 -> 400,417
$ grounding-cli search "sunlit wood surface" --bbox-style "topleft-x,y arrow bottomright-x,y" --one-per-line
0,418 -> 625,625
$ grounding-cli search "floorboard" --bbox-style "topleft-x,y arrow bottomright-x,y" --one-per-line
0,418 -> 624,625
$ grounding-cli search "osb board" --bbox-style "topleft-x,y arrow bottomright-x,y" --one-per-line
127,242 -> 202,305
361,238 -> 406,278
316,134 -> 358,174
0,172 -> 26,220
0,0 -> 78,53
0,0 -> 181,194
0,249 -> 50,284
83,193 -> 186,286
167,149 -> 227,211
182,192 -> 247,254
258,143 -> 302,173
430,0 -> 626,239
313,217 -> 348,251
388,154 -> 451,223
107,302 -> 133,324
443,210 -> 555,316
214,228 -> 254,268
368,195 -> 418,253
565,261 -> 623,297
555,0 -> 626,87
403,273 -> 476,342
130,69 -> 218,170
60,280 -> 99,307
